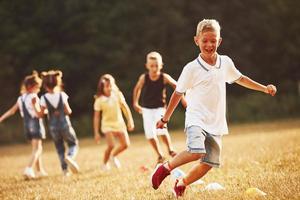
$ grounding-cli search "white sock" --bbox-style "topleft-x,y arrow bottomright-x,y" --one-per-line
177,179 -> 186,187
163,162 -> 171,171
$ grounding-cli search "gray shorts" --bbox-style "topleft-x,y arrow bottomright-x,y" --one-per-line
185,126 -> 222,168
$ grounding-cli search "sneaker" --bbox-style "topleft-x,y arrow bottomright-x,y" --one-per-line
65,156 -> 80,174
36,170 -> 48,178
173,179 -> 186,198
23,167 -> 35,180
157,156 -> 166,164
63,169 -> 71,177
109,157 -> 121,169
101,163 -> 111,171
151,163 -> 170,190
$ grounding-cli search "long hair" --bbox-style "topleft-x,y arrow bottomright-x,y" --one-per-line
100,74 -> 119,92
20,71 -> 42,94
95,77 -> 110,98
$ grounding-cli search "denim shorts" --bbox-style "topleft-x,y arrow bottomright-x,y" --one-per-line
24,118 -> 46,140
185,126 -> 222,167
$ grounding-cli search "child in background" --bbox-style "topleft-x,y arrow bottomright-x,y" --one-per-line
133,51 -> 185,163
0,71 -> 47,179
93,74 -> 134,170
40,70 -> 79,176
151,19 -> 277,197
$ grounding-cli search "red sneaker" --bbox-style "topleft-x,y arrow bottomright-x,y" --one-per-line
151,163 -> 170,190
173,179 -> 186,198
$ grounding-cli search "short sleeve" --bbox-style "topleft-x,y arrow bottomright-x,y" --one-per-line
61,92 -> 69,105
117,91 -> 126,104
225,57 -> 242,84
175,65 -> 193,93
94,98 -> 102,111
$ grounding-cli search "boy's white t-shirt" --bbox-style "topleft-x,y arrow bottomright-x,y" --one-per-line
40,92 -> 69,108
176,54 -> 242,135
17,93 -> 40,118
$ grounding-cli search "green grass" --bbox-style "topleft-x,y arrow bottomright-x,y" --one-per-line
0,119 -> 299,199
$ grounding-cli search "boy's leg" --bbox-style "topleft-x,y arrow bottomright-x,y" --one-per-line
174,133 -> 222,197
168,151 -> 204,170
142,108 -> 164,160
152,126 -> 206,189
182,163 -> 212,185
148,138 -> 164,158
159,134 -> 176,156
156,107 -> 175,156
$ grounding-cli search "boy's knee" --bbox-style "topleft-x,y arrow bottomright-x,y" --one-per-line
190,152 -> 205,160
107,144 -> 114,151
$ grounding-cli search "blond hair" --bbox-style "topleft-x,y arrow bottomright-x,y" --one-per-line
20,70 -> 42,94
146,51 -> 163,66
94,74 -> 119,98
196,19 -> 221,37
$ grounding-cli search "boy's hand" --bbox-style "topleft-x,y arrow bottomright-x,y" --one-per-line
156,118 -> 168,129
94,133 -> 101,144
265,84 -> 277,96
127,121 -> 135,131
133,103 -> 142,114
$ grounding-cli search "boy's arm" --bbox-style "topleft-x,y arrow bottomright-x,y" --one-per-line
163,73 -> 187,108
163,73 -> 177,89
157,91 -> 183,129
0,102 -> 19,123
93,110 -> 101,143
132,74 -> 145,114
120,100 -> 135,131
235,75 -> 277,96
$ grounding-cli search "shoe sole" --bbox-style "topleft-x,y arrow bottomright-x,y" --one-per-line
65,157 -> 79,174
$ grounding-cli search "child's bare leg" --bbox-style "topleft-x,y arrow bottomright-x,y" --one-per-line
168,151 -> 204,170
182,163 -> 212,185
28,139 -> 42,168
35,152 -> 44,172
104,132 -> 114,164
148,137 -> 163,157
112,132 -> 130,157
159,134 -> 175,153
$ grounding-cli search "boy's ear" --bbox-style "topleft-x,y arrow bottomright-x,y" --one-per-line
194,36 -> 199,46
218,37 -> 222,47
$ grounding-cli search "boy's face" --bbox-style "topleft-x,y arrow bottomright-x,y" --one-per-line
194,30 -> 222,57
145,59 -> 162,74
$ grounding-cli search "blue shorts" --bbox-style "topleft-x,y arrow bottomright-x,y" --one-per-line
185,126 -> 222,168
24,119 -> 46,140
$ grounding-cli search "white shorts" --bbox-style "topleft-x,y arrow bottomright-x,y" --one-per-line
141,107 -> 168,139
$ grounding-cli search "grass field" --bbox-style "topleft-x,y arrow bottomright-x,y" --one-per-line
0,119 -> 299,200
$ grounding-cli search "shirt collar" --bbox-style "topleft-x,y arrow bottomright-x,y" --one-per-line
196,54 -> 221,71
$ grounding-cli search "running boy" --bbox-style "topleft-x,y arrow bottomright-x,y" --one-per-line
0,71 -> 47,179
133,52 -> 185,163
40,70 -> 80,176
151,19 -> 277,197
